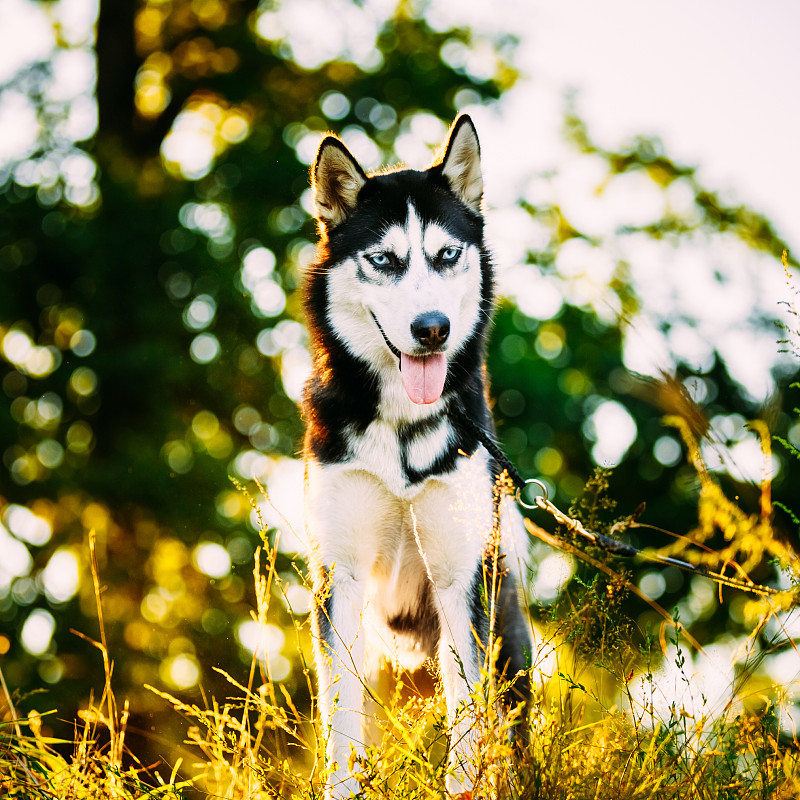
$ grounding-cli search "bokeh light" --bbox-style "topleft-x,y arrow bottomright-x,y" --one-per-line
192,542 -> 231,579
531,552 -> 575,605
582,399 -> 637,467
190,333 -> 221,363
0,523 -> 34,590
237,619 -> 291,681
183,295 -> 217,330
161,653 -> 201,689
41,549 -> 80,603
69,329 -> 96,356
4,504 -> 52,546
20,608 -> 56,656
255,0 -> 388,72
161,97 -> 252,180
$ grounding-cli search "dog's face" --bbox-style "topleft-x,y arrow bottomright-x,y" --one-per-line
311,116 -> 490,406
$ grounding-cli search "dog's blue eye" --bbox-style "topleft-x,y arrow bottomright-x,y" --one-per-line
367,253 -> 391,268
440,247 -> 461,263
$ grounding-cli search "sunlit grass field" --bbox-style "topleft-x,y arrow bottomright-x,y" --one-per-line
2,414 -> 800,799
3,606 -> 799,799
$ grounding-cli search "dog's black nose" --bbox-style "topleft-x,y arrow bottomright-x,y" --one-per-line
411,312 -> 450,349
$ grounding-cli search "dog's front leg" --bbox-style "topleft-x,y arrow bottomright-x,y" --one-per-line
435,576 -> 484,795
315,566 -> 368,799
307,466 -> 397,798
412,476 -> 493,796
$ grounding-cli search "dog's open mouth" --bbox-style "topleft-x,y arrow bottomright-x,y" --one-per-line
370,312 -> 447,405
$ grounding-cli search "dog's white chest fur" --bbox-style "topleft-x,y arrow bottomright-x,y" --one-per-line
304,446 -> 496,662
346,416 -> 452,499
340,375 -> 455,496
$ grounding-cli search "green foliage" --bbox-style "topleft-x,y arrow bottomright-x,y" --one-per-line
568,467 -> 617,531
773,254 -> 800,532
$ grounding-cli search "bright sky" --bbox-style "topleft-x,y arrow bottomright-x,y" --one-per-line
516,0 -> 800,251
2,0 -> 797,243
421,0 -> 800,254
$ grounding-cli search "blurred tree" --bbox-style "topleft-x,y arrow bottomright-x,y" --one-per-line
0,0 -> 797,785
486,107 -> 800,652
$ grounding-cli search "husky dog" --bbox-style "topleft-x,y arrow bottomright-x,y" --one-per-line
303,115 -> 531,797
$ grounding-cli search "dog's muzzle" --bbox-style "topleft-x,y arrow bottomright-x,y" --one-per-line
369,311 -> 448,405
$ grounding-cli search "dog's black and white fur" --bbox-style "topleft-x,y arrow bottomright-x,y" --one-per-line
303,115 -> 531,797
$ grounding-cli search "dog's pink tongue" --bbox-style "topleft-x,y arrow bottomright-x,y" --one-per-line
400,352 -> 447,404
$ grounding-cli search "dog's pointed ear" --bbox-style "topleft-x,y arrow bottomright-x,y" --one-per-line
312,136 -> 367,228
439,115 -> 483,212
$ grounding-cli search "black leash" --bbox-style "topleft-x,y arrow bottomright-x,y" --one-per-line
450,399 -> 780,598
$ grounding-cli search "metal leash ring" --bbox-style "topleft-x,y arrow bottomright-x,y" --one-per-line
516,478 -> 549,510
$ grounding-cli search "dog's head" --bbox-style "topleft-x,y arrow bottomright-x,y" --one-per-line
309,115 -> 493,406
